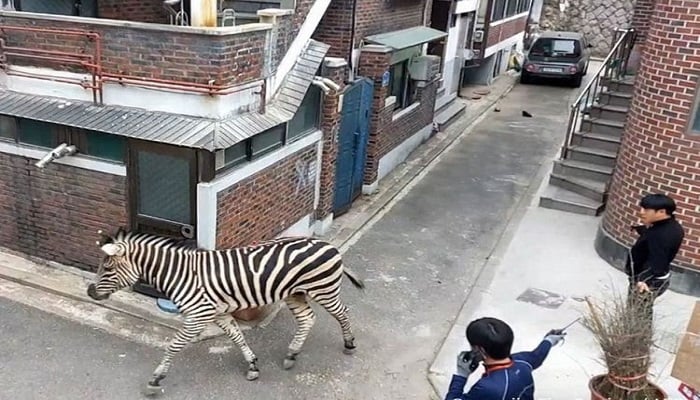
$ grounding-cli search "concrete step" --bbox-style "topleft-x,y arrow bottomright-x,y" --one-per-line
539,185 -> 606,216
567,145 -> 617,168
601,77 -> 636,94
571,131 -> 622,153
553,159 -> 614,183
581,117 -> 625,136
589,104 -> 629,122
599,90 -> 633,107
549,172 -> 606,202
435,100 -> 466,130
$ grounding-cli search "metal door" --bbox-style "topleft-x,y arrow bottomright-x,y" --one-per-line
333,78 -> 373,216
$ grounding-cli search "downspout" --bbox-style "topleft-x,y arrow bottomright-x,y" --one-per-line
348,0 -> 358,81
481,0 -> 494,58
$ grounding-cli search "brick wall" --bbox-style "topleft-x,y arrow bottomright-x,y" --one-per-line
0,15 -> 268,86
603,0 -> 700,272
0,152 -> 128,272
358,46 -> 438,184
313,0 -> 354,59
314,0 -> 427,61
630,0 -> 654,43
98,0 -> 168,23
317,59 -> 348,219
216,144 -> 318,247
486,15 -> 528,49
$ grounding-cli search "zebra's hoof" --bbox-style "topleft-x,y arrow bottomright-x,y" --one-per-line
282,357 -> 296,370
343,346 -> 356,355
142,384 -> 164,397
246,369 -> 260,381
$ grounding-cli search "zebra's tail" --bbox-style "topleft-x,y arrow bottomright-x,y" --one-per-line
343,267 -> 365,289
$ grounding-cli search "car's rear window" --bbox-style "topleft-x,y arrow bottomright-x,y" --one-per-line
530,38 -> 581,58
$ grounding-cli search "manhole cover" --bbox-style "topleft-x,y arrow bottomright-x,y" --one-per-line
516,287 -> 566,309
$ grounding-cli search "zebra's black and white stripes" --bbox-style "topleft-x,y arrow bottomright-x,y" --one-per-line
87,228 -> 363,395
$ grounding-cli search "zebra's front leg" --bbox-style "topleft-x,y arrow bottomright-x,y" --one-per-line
144,312 -> 214,396
214,314 -> 260,381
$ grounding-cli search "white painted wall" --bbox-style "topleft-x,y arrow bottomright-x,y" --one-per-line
196,130 -> 323,250
0,66 -> 263,118
455,0 -> 479,14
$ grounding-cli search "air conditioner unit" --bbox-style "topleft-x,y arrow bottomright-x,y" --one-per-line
473,29 -> 484,43
408,55 -> 441,81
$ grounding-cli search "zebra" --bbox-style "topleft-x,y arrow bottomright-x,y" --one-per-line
87,228 -> 364,396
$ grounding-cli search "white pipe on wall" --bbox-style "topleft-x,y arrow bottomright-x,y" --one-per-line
190,0 -> 218,27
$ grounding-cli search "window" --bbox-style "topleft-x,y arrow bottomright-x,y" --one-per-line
0,116 -> 17,140
84,130 -> 127,162
691,83 -> 700,134
223,141 -> 248,167
288,86 -> 321,142
18,119 -> 55,148
491,0 -> 506,21
518,0 -> 531,13
1,116 -> 127,163
529,38 -> 582,58
251,124 -> 285,159
388,61 -> 417,110
506,0 -> 518,17
136,150 -> 192,224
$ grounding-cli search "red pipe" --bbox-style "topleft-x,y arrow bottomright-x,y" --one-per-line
101,73 -> 263,95
1,51 -> 98,68
0,25 -> 99,39
4,69 -> 100,90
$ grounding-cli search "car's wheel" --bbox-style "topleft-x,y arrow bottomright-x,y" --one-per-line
571,73 -> 583,88
520,71 -> 532,84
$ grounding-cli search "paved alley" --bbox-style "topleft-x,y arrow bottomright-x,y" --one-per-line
0,78 -> 586,400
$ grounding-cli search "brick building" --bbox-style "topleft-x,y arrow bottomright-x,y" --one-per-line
0,0 -> 349,279
462,0 -> 531,85
593,0 -> 700,296
313,0 -> 445,194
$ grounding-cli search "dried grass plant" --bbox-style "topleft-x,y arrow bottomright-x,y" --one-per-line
582,288 -> 666,400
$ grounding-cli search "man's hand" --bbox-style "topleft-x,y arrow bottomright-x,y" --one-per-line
544,329 -> 567,346
456,351 -> 480,377
636,281 -> 650,293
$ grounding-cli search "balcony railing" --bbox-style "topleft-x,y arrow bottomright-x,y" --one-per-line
0,9 -> 294,102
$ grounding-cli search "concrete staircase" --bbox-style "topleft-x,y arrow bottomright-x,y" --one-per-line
539,77 -> 634,215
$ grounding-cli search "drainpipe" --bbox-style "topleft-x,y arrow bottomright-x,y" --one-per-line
348,0 -> 358,81
190,0 -> 217,27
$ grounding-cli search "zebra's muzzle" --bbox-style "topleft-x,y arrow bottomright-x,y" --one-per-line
87,284 -> 110,301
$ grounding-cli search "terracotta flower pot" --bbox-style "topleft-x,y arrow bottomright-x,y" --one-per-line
588,374 -> 668,400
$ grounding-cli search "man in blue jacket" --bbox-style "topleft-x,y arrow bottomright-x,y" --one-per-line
444,317 -> 566,400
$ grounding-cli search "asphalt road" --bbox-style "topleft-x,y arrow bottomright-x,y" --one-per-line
0,77 -> 585,400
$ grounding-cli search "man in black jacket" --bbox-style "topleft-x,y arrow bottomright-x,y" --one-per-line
626,194 -> 684,323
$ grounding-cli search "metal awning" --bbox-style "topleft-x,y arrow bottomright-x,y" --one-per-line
364,26 -> 448,51
0,39 -> 330,151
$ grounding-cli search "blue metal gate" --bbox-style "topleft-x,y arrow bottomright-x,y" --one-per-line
333,78 -> 373,215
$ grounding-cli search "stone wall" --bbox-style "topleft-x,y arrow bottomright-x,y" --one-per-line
538,0 -> 635,57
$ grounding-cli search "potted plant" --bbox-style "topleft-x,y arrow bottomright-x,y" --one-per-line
583,289 -> 668,400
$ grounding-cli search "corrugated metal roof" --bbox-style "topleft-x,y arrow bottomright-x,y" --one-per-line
365,26 -> 447,50
0,39 -> 330,151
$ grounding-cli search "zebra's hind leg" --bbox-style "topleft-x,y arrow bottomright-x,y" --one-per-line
312,290 -> 357,355
214,314 -> 260,381
144,310 -> 215,396
283,294 -> 316,369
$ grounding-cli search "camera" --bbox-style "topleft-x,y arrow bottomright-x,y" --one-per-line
461,349 -> 484,372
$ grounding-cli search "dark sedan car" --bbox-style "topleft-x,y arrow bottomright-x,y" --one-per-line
520,31 -> 592,88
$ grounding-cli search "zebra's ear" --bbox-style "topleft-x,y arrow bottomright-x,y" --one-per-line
101,243 -> 125,257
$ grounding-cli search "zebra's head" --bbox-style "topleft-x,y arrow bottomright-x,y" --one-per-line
87,228 -> 141,301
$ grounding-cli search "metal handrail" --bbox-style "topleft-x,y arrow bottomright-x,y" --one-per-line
559,28 -> 636,160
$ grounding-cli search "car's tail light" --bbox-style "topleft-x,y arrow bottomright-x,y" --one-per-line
568,65 -> 578,74
526,64 -> 537,72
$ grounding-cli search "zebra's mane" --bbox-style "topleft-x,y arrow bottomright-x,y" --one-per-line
101,227 -> 201,251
